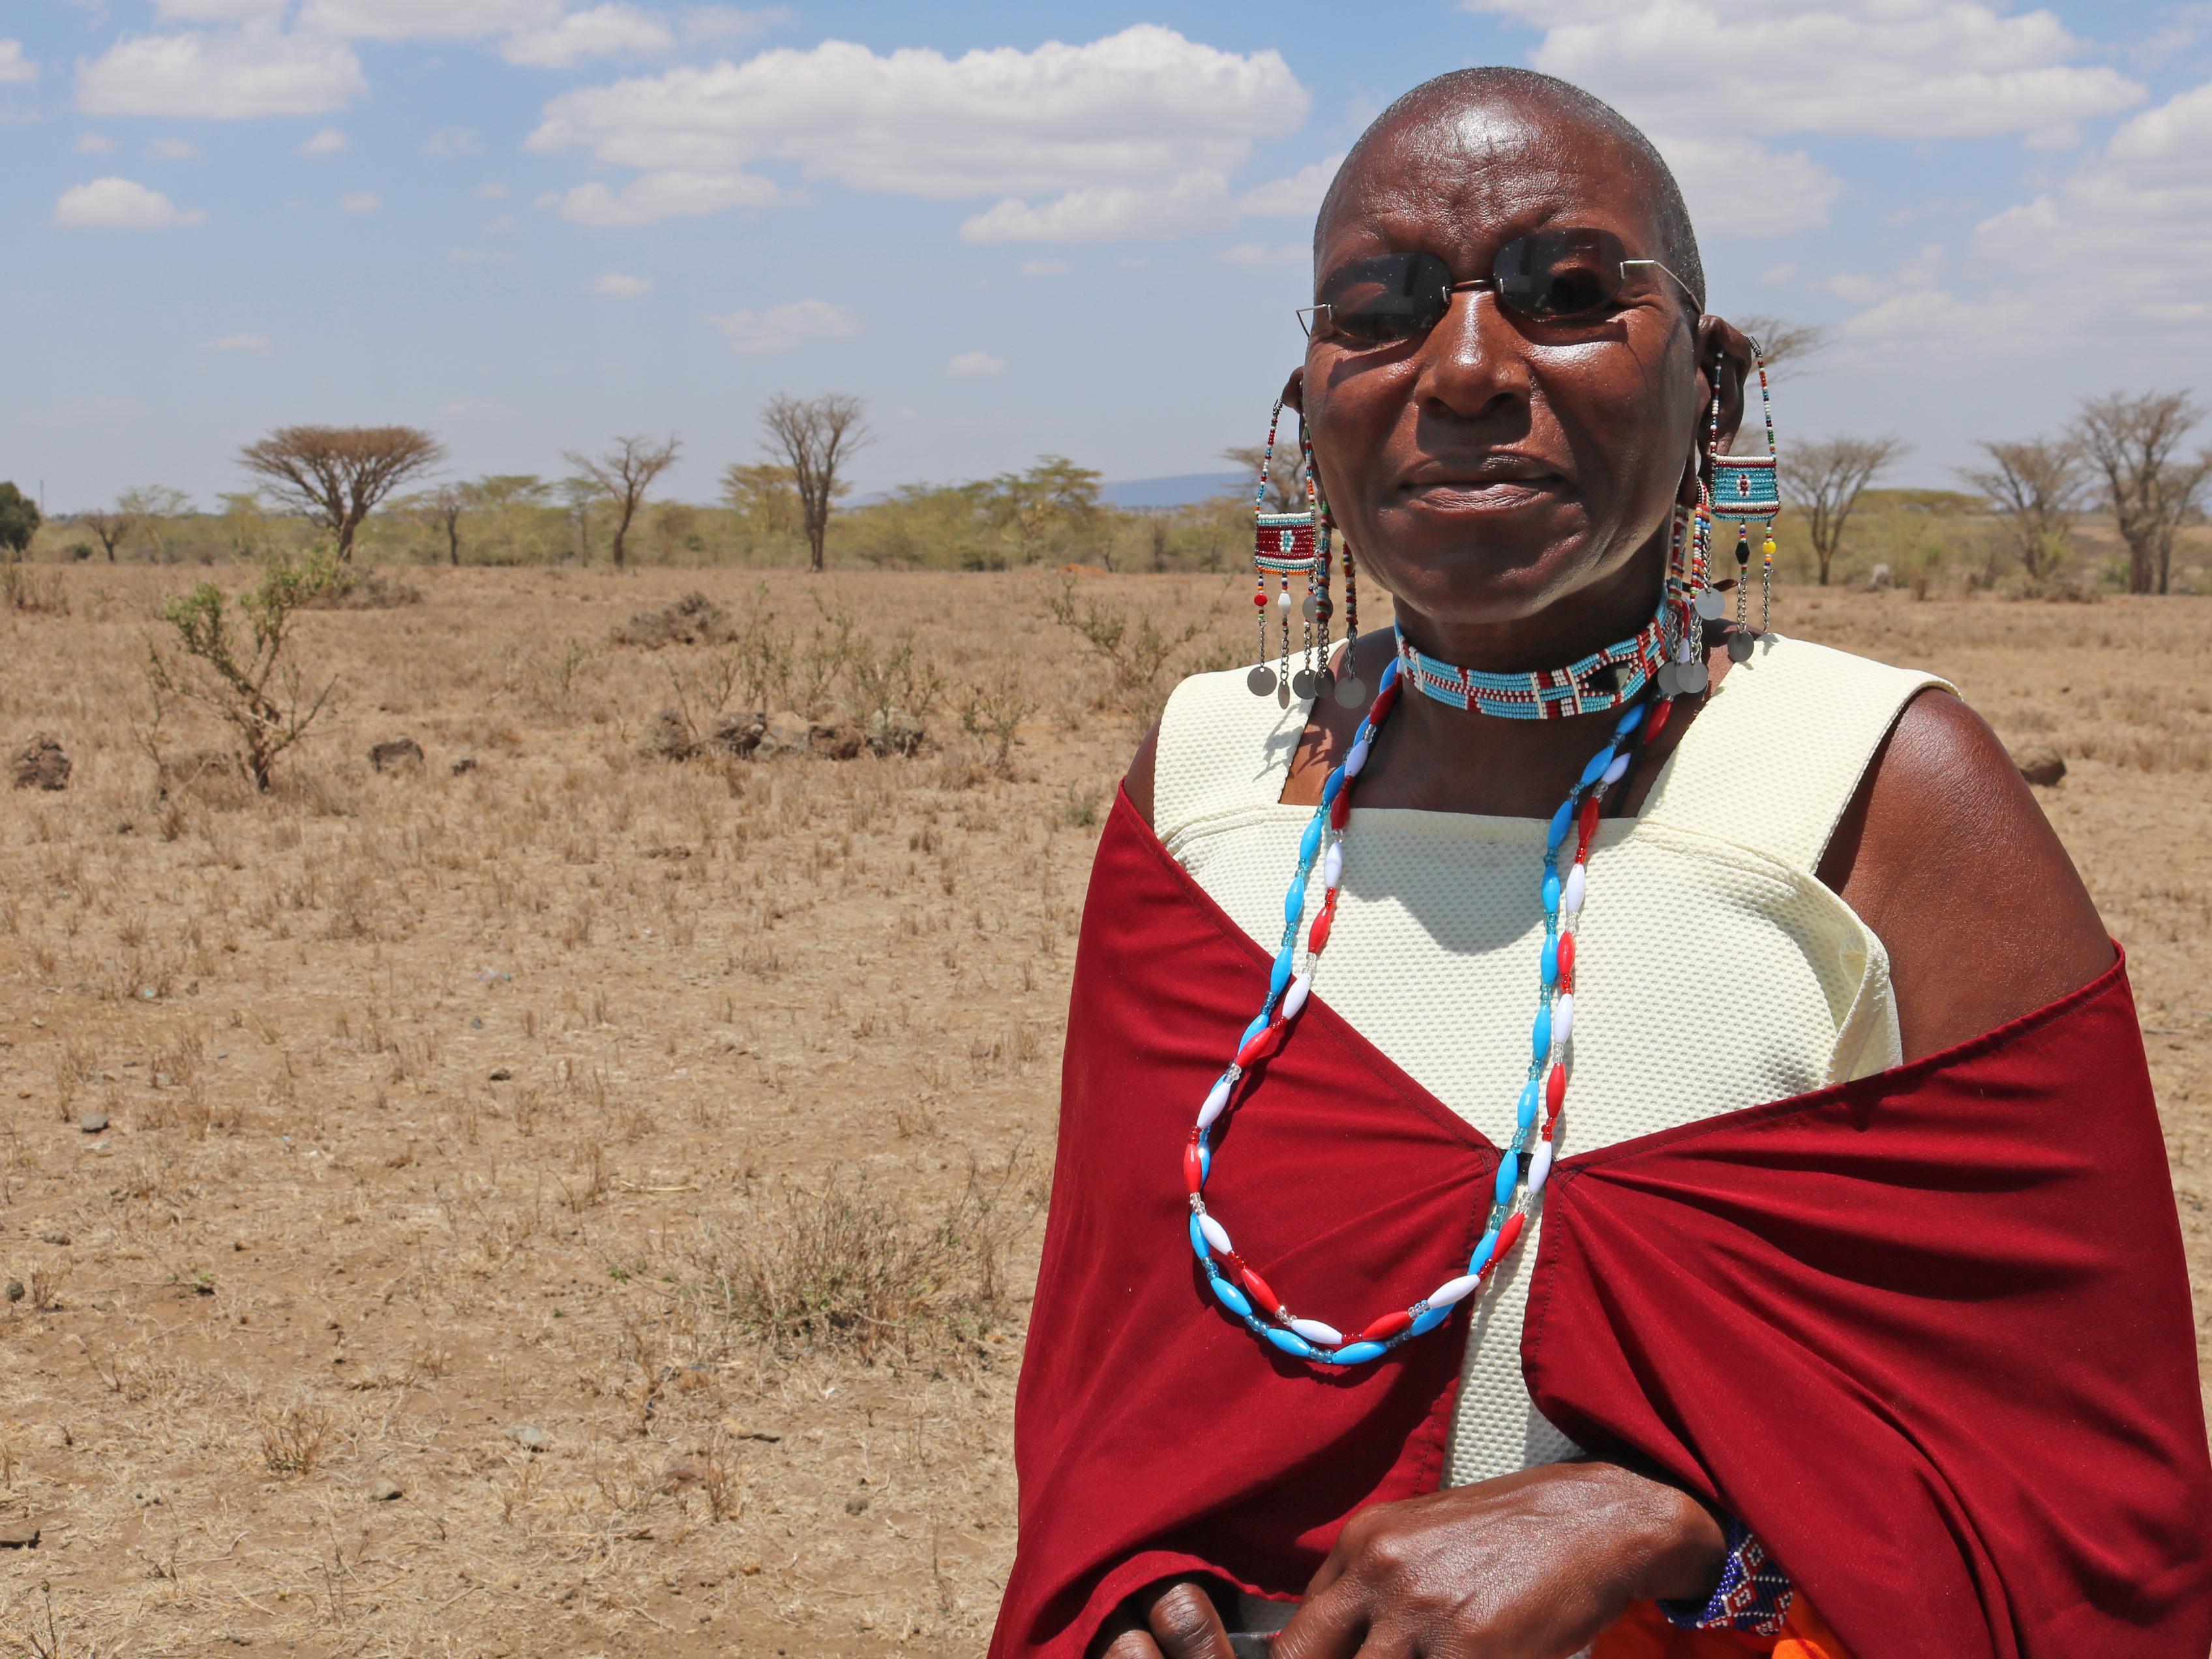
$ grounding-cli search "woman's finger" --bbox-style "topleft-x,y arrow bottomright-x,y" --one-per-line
1268,1578 -> 1369,1659
1144,1579 -> 1236,1659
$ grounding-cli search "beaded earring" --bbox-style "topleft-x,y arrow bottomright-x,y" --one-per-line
1709,340 -> 1781,659
1248,399 -> 1331,705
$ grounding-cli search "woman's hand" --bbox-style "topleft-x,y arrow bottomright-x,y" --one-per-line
1272,1461 -> 1726,1659
1092,1576 -> 1238,1659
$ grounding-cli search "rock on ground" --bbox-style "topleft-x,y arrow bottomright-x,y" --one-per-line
2014,745 -> 2067,787
10,733 -> 70,790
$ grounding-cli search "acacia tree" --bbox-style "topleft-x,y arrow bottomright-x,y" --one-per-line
78,503 -> 136,562
1958,438 -> 2084,588
117,485 -> 194,561
1778,435 -> 1909,586
237,425 -> 445,561
760,394 -> 871,573
1732,314 -> 1831,380
2070,391 -> 2209,595
561,435 -> 681,569
406,483 -> 468,565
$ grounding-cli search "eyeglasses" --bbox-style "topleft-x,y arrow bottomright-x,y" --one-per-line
1296,229 -> 1697,349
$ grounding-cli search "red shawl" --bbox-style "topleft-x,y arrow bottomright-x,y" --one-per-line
991,789 -> 2211,1659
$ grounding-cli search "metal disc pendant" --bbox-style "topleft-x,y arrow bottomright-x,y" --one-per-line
1694,588 -> 1726,621
1291,667 -> 1319,700
1301,594 -> 1320,621
1333,674 -> 1368,709
1655,660 -> 1682,696
1727,630 -> 1755,664
1677,659 -> 1711,695
1246,665 -> 1278,697
1276,680 -> 1292,710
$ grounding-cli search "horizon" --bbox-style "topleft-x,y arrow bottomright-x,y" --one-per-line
5,2 -> 2209,511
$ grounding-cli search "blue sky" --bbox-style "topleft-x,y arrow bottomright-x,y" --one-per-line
4,0 -> 2210,512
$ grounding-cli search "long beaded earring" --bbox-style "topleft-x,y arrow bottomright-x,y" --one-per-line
1710,340 -> 1782,659
1249,399 -> 1327,704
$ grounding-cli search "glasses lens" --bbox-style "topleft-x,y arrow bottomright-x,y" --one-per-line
1313,252 -> 1454,346
1494,230 -> 1628,321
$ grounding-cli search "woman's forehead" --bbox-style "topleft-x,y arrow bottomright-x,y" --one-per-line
1316,100 -> 1662,265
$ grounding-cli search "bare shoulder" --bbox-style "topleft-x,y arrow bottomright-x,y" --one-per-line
1821,688 -> 2114,1060
1124,719 -> 1163,827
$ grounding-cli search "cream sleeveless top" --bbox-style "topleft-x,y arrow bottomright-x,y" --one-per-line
1152,634 -> 1952,1488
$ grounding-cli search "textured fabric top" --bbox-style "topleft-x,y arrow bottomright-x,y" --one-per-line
1152,632 -> 1952,1486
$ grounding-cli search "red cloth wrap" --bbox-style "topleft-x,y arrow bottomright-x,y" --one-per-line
991,790 -> 2212,1659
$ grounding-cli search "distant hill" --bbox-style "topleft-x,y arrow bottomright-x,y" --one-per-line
1100,471 -> 1245,509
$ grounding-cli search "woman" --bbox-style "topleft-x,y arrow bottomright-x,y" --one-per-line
992,68 -> 2210,1659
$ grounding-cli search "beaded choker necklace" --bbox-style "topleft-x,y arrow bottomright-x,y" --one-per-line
1183,644 -> 1680,1368
1392,602 -> 1671,720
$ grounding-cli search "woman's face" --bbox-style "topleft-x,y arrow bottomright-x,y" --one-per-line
1298,100 -> 1719,638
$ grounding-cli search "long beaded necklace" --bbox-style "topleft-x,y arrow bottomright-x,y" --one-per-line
1184,625 -> 1686,1368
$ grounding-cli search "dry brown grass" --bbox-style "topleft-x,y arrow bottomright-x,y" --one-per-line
0,565 -> 2207,1656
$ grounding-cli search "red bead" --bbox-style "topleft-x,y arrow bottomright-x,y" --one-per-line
1182,1135 -> 1204,1194
1329,790 -> 1351,830
1240,1264 -> 1281,1317
1253,591 -> 1268,607
1371,681 -> 1401,722
1358,1308 -> 1414,1343
1235,1021 -> 1285,1070
1644,698 -> 1672,740
1492,1211 -> 1527,1264
1556,933 -> 1575,994
1545,1062 -> 1566,1118
1307,892 -> 1337,955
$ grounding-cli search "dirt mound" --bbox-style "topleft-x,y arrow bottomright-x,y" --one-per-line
10,732 -> 70,790
616,590 -> 736,648
369,738 -> 425,773
306,567 -> 424,610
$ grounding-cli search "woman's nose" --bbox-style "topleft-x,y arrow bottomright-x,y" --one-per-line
1414,288 -> 1534,420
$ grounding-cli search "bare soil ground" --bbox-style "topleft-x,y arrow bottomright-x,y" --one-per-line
1,567 -> 2207,1658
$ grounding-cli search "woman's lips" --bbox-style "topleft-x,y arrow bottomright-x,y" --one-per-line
1399,474 -> 1572,511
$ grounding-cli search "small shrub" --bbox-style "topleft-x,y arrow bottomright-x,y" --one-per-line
616,590 -> 736,648
256,1401 -> 335,1477
303,565 -> 423,610
1,563 -> 68,616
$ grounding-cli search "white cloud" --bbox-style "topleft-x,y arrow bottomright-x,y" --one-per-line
1214,241 -> 1306,267
425,127 -> 485,155
503,3 -> 676,68
148,136 -> 200,160
588,271 -> 653,297
962,171 -> 1233,243
528,26 -> 1304,232
298,0 -> 560,40
76,132 -> 117,154
485,212 -> 518,232
946,350 -> 1006,378
340,190 -> 380,213
153,0 -> 289,18
1654,134 -> 1847,239
477,181 -> 510,198
53,176 -> 209,230
298,126 -> 347,156
1467,0 -> 2144,144
1238,155 -> 1341,217
538,169 -> 781,226
77,26 -> 366,119
706,299 -> 863,354
201,331 -> 273,353
0,39 -> 37,85
681,6 -> 793,44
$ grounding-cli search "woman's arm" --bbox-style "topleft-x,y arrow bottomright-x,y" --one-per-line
1821,690 -> 2113,1060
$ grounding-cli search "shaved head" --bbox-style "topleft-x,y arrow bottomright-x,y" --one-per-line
1318,68 -> 1706,311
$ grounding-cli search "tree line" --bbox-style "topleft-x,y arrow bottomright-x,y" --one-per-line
7,378 -> 2209,595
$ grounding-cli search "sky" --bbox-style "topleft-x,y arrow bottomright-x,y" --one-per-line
3,0 -> 2211,512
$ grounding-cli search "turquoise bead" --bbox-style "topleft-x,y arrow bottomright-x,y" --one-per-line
1264,1326 -> 1319,1360
1379,655 -> 1400,691
1547,801 -> 1574,848
1409,1306 -> 1451,1337
1299,816 -> 1324,865
1517,1079 -> 1539,1134
1542,869 -> 1561,912
1579,747 -> 1615,788
1540,936 -> 1558,987
1532,1006 -> 1552,1062
1189,1214 -> 1210,1259
1241,1012 -> 1270,1049
1495,1148 -> 1519,1204
1270,947 -> 1295,996
1469,1225 -> 1501,1274
1331,1341 -> 1387,1366
1323,766 -> 1345,805
1212,1276 -> 1253,1319
1284,884 -> 1306,929
1615,702 -> 1645,738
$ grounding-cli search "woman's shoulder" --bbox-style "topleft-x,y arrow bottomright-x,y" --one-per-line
1126,664 -> 1307,830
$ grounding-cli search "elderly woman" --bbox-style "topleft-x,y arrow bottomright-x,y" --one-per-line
991,68 -> 2210,1659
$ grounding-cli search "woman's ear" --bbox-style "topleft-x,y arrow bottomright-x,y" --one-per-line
1281,366 -> 1306,415
1695,316 -> 1754,455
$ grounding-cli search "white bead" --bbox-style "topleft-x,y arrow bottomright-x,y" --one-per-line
1197,1075 -> 1233,1130
1562,863 -> 1586,918
1553,993 -> 1574,1051
1323,843 -> 1343,888
1428,1272 -> 1482,1309
1276,590 -> 1294,612
1601,752 -> 1629,786
1529,1139 -> 1555,1196
1281,971 -> 1313,1022
1199,1212 -> 1233,1255
1289,1317 -> 1343,1347
1345,738 -> 1370,777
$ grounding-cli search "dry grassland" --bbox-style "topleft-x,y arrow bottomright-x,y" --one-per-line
1,566 -> 2207,1658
